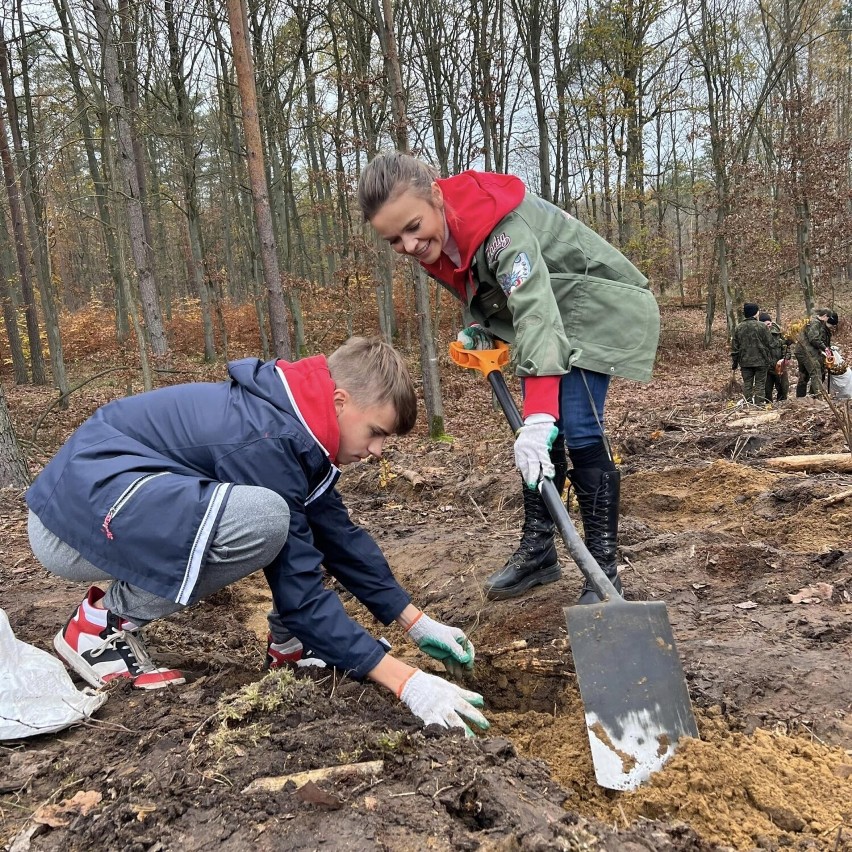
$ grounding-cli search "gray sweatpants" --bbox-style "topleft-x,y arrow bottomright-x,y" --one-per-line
28,485 -> 290,626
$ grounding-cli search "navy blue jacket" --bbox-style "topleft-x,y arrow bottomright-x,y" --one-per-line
26,357 -> 410,678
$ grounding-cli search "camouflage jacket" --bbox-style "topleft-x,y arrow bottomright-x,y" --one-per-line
767,323 -> 789,362
795,317 -> 832,366
731,317 -> 773,369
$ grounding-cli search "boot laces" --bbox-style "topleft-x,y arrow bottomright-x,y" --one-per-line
90,629 -> 158,676
505,530 -> 552,567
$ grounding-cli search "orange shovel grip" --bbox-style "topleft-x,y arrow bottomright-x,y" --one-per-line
448,340 -> 510,376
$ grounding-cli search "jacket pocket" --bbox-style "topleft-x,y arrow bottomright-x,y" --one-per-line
101,471 -> 172,540
551,273 -> 659,358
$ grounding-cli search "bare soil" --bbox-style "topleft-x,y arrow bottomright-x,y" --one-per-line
2,344 -> 851,852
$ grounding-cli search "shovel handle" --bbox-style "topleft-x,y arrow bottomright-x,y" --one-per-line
450,343 -> 620,602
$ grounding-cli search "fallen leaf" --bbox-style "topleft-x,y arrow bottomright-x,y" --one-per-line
734,601 -> 758,610
788,583 -> 834,604
295,781 -> 341,810
32,790 -> 102,827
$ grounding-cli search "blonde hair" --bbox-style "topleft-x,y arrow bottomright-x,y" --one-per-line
357,152 -> 439,221
327,337 -> 417,434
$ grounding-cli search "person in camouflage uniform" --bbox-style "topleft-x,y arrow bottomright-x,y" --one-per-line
795,309 -> 838,397
759,312 -> 790,402
731,303 -> 774,404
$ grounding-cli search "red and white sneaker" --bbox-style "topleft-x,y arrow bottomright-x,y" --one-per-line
264,634 -> 389,670
265,634 -> 304,669
54,587 -> 185,690
265,634 -> 329,669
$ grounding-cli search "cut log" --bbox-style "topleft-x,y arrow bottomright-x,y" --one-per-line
764,453 -> 852,473
821,486 -> 852,506
241,760 -> 384,794
728,410 -> 781,428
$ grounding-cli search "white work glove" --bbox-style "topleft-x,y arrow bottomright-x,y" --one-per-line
457,324 -> 495,350
399,670 -> 489,737
514,413 -> 558,489
406,613 -> 475,676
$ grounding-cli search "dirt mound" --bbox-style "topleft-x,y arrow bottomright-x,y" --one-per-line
492,707 -> 852,851
623,459 -> 852,553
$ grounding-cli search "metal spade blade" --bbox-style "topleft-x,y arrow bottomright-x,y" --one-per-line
564,599 -> 699,790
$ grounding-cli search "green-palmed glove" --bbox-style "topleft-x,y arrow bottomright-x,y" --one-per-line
398,670 -> 489,737
406,612 -> 475,674
457,324 -> 495,350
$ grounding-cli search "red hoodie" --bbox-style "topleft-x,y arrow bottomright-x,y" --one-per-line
423,171 -> 560,419
275,355 -> 340,463
422,171 -> 524,296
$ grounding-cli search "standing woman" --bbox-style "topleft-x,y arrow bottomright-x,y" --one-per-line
357,153 -> 660,604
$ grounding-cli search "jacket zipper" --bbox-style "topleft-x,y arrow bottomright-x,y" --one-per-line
102,471 -> 171,540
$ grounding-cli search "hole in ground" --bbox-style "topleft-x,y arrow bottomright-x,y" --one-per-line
465,654 -> 851,852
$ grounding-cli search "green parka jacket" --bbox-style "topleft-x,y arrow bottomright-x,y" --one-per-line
462,194 -> 660,382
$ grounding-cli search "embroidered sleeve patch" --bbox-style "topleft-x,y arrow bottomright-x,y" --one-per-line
486,232 -> 512,264
498,252 -> 532,296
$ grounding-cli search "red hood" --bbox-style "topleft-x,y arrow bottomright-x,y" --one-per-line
422,171 -> 526,296
275,355 -> 340,464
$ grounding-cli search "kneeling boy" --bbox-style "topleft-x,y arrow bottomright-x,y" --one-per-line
26,337 -> 487,735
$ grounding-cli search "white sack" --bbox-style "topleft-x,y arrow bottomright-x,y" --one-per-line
0,608 -> 107,740
829,368 -> 852,401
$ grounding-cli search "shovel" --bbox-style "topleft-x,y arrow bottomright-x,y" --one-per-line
449,341 -> 698,791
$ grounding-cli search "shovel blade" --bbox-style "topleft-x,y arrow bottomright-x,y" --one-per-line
564,600 -> 698,791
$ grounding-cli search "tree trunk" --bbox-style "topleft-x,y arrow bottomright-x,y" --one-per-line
91,0 -> 169,356
0,382 -> 29,487
1,25 -> 68,399
375,0 -> 444,437
165,0 -> 216,361
54,0 -> 130,341
117,0 -> 158,301
225,0 -> 292,359
0,88 -> 45,384
100,97 -> 154,392
293,0 -> 337,282
0,214 -> 27,384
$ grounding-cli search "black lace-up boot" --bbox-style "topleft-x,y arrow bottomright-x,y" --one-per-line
483,437 -> 567,600
568,467 -> 623,604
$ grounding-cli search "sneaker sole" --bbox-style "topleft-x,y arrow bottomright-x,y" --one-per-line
484,564 -> 563,601
54,629 -> 185,690
54,629 -> 111,689
133,670 -> 186,689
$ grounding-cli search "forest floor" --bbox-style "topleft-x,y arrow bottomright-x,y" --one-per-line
1,310 -> 851,852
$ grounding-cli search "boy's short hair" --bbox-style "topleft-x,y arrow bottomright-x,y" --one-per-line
328,337 -> 417,434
